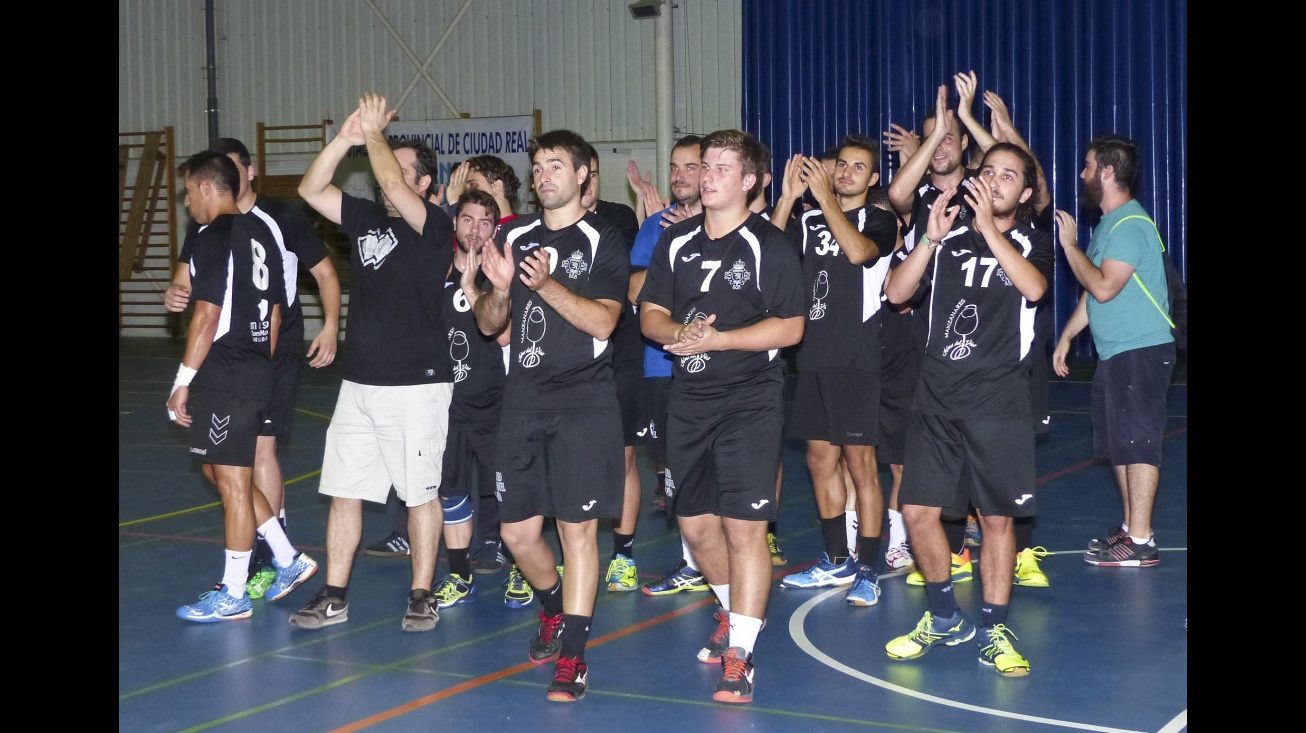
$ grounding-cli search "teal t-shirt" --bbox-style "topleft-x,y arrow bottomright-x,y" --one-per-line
1085,200 -> 1174,360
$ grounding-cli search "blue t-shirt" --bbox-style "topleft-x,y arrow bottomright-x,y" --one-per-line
631,205 -> 678,377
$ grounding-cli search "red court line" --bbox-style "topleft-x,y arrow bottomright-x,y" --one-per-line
327,565 -> 801,732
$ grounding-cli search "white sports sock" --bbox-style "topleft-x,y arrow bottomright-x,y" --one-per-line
223,549 -> 252,597
845,510 -> 859,557
682,535 -> 699,571
729,613 -> 764,656
710,583 -> 730,612
1129,535 -> 1154,546
259,518 -> 297,568
888,509 -> 906,546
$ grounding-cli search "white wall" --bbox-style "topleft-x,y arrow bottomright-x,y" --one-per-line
120,0 -> 742,336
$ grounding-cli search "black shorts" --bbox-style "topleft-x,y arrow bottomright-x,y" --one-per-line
495,409 -> 624,523
899,412 -> 1036,519
1029,341 -> 1052,435
667,398 -> 784,522
1092,342 -> 1175,467
189,390 -> 269,467
639,376 -> 671,467
879,310 -> 925,464
261,330 -> 304,440
614,359 -> 644,446
440,423 -> 499,501
786,370 -> 882,445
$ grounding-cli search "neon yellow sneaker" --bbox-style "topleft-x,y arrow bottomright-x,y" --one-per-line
905,548 -> 973,586
885,610 -> 976,660
605,554 -> 638,592
767,533 -> 788,566
977,624 -> 1030,677
1013,547 -> 1050,588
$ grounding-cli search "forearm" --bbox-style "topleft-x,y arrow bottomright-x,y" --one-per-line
1061,243 -> 1113,302
474,287 -> 511,336
364,128 -> 403,193
536,279 -> 620,340
313,264 -> 342,332
640,306 -> 681,346
298,137 -> 352,224
182,302 -> 220,370
716,316 -> 805,352
888,139 -> 938,216
885,246 -> 931,304
771,195 -> 799,232
1058,294 -> 1089,344
820,203 -> 880,264
981,227 -> 1046,301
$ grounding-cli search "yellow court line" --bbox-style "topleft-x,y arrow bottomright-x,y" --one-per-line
118,468 -> 321,527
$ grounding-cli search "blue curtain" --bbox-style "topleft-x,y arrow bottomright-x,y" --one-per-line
742,0 -> 1186,356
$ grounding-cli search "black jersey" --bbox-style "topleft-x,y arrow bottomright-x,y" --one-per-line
593,200 -> 643,366
338,194 -> 455,386
791,204 -> 898,373
180,196 -> 329,345
912,222 -> 1055,418
498,211 -> 630,411
188,212 -> 287,401
639,211 -> 805,411
444,266 -> 506,428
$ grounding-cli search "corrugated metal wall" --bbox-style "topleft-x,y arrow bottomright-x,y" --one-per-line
742,0 -> 1187,357
119,0 -> 741,167
119,0 -> 742,336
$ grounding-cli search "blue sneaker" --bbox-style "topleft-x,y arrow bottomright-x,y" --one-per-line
177,584 -> 253,623
433,573 -> 477,608
606,554 -> 638,592
845,564 -> 881,606
885,610 -> 976,660
781,552 -> 857,589
642,559 -> 709,596
265,552 -> 319,602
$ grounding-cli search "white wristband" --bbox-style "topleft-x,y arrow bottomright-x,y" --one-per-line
168,364 -> 197,420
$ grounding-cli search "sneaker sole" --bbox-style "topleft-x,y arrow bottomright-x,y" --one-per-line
177,609 -> 253,623
641,583 -> 709,596
846,592 -> 880,607
607,582 -> 638,592
289,610 -> 348,629
1013,577 -> 1050,587
361,550 -> 410,557
436,596 -> 476,609
771,556 -> 787,566
697,650 -> 723,664
1083,557 -> 1159,567
781,575 -> 856,589
712,690 -> 753,704
505,597 -> 534,608
547,689 -> 586,702
980,658 -> 1031,677
265,564 -> 319,603
530,651 -> 560,666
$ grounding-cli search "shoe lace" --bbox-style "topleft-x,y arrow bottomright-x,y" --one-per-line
709,610 -> 730,647
505,567 -> 529,592
433,576 -> 457,601
909,612 -> 949,645
554,655 -> 582,682
539,611 -> 563,643
609,555 -> 634,579
720,651 -> 749,681
767,534 -> 780,553
407,592 -> 435,615
1016,546 -> 1048,572
982,624 -> 1020,655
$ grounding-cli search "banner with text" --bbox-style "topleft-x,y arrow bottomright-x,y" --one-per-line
328,115 -> 535,211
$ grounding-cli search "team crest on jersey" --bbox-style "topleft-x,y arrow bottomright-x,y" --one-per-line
518,301 -> 547,368
942,300 -> 980,360
358,228 -> 399,268
724,259 -> 751,290
448,328 -> 471,382
809,270 -> 830,320
561,250 -> 589,279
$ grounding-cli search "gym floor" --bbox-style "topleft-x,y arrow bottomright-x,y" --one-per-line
119,337 -> 1187,733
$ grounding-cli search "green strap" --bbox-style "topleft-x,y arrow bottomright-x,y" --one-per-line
1110,214 -> 1175,329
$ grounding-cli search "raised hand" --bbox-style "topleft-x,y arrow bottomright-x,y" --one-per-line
984,90 -> 1016,143
961,176 -> 994,233
954,70 -> 980,120
479,240 -> 516,292
337,108 -> 366,147
882,123 -> 920,164
1052,210 -> 1078,251
445,161 -> 471,205
358,92 -> 397,136
780,154 -> 810,202
518,248 -> 553,292
926,185 -> 962,243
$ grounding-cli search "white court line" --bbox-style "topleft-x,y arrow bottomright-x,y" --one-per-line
788,588 -> 1173,733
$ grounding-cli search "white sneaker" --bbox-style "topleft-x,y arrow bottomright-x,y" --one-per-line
884,541 -> 914,571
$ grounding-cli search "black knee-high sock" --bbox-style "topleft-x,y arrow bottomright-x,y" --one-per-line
540,579 -> 564,617
612,532 -> 634,560
560,614 -> 592,659
821,515 -> 847,561
1013,516 -> 1035,552
448,547 -> 472,580
942,518 -> 967,555
478,494 -> 501,543
857,535 -> 883,569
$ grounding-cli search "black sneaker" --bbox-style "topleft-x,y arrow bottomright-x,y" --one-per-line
1084,536 -> 1159,567
362,532 -> 411,557
697,609 -> 731,663
289,588 -> 349,630
472,540 -> 507,574
529,611 -> 565,664
546,655 -> 589,702
401,589 -> 439,632
1087,524 -> 1126,552
712,647 -> 755,703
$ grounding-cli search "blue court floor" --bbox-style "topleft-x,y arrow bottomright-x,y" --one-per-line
119,337 -> 1187,733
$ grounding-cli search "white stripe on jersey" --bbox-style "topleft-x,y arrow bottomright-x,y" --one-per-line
667,226 -> 702,272
863,256 -> 891,323
799,208 -> 824,255
577,218 -> 602,260
251,205 -> 296,308
505,218 -> 544,245
1010,228 -> 1038,360
856,207 -> 866,232
217,251 -> 234,341
738,225 -> 763,292
924,228 -> 965,346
